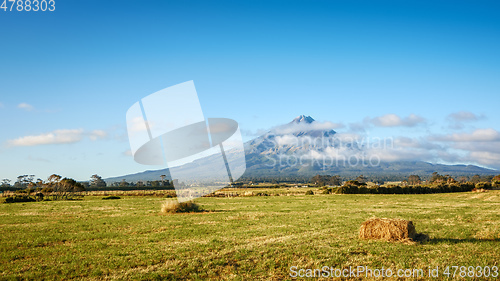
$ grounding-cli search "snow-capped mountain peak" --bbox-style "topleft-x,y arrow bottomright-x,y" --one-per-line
246,115 -> 338,155
292,115 -> 315,124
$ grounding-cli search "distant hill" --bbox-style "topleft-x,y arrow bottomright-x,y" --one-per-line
106,115 -> 498,183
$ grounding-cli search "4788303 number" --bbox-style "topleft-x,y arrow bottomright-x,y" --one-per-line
443,266 -> 499,278
1,0 -> 55,11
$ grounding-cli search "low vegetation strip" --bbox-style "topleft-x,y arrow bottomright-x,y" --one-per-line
323,182 -> 480,194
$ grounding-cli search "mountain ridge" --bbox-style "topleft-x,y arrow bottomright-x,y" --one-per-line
106,115 -> 499,183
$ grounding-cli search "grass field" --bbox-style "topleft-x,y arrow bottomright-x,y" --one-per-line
1,189 -> 499,280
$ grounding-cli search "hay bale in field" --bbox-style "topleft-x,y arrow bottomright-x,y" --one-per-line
161,200 -> 203,214
359,218 -> 424,243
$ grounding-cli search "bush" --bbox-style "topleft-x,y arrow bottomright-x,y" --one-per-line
322,188 -> 333,194
161,201 -> 203,214
331,182 -> 476,195
475,182 -> 492,190
164,191 -> 177,198
340,185 -> 359,194
358,186 -> 369,194
102,196 -> 121,200
3,196 -> 36,203
254,192 -> 269,196
305,190 -> 314,195
492,179 -> 500,187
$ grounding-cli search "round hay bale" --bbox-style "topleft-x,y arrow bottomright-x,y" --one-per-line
359,218 -> 417,242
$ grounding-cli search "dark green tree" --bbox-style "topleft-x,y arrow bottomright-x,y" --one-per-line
53,178 -> 85,200
90,174 -> 107,188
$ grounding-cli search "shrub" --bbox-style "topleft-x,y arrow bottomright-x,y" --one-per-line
475,182 -> 492,190
102,196 -> 121,200
164,192 -> 176,198
161,201 -> 202,214
254,192 -> 269,196
305,190 -> 314,195
493,180 -> 500,188
341,185 -> 359,194
3,196 -> 36,203
330,182 -> 478,195
358,186 -> 369,194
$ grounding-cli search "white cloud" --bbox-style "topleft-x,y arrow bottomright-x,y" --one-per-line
359,136 -> 446,163
0,102 -> 4,108
260,127 -> 497,168
452,141 -> 500,154
431,128 -> 500,142
394,137 -> 443,150
275,135 -> 299,146
448,140 -> 500,167
368,114 -> 426,127
249,115 -> 500,169
366,147 -> 436,162
468,151 -> 500,166
447,111 -> 484,122
17,103 -> 34,111
7,128 -> 110,147
335,133 -> 363,142
89,130 -> 107,141
8,129 -> 84,146
446,111 -> 485,130
425,128 -> 500,168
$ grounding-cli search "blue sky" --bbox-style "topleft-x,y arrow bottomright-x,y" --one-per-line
1,0 -> 500,182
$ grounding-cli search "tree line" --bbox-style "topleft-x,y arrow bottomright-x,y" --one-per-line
0,174 -> 176,194
1,174 -> 86,202
311,172 -> 500,195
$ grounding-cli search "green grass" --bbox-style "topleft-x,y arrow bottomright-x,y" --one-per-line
1,191 -> 499,280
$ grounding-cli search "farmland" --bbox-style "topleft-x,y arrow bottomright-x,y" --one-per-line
1,189 -> 499,280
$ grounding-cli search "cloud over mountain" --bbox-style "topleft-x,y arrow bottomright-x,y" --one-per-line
368,114 -> 426,127
244,115 -> 500,171
431,128 -> 500,142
